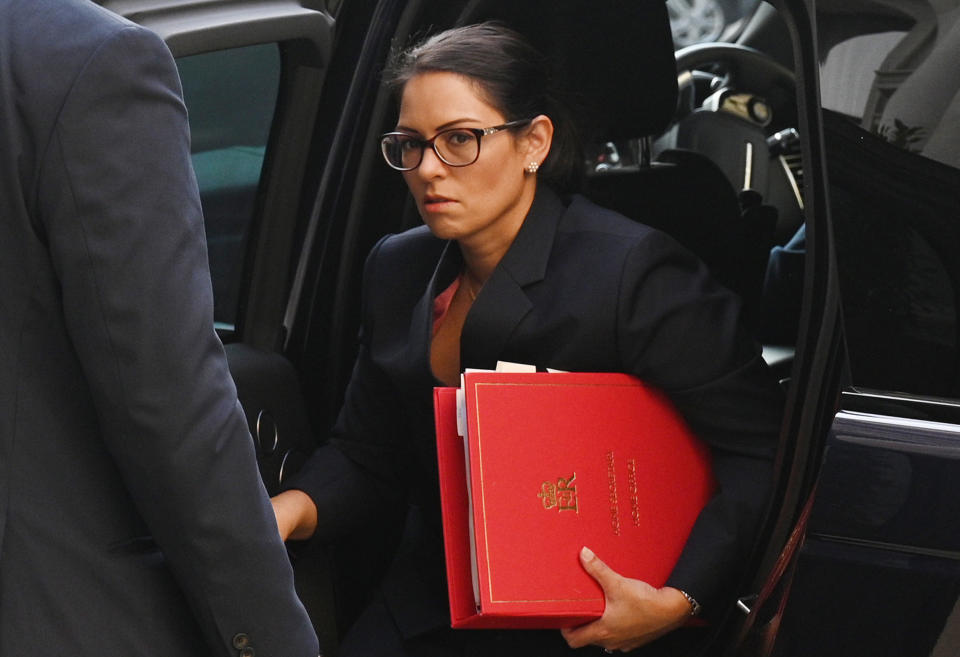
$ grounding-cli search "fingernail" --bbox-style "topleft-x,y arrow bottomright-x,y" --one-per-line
581,546 -> 595,560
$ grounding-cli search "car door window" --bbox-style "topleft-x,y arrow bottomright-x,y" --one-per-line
820,5 -> 960,396
176,44 -> 281,330
771,5 -> 960,654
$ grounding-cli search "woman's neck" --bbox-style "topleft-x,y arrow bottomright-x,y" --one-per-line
458,181 -> 537,284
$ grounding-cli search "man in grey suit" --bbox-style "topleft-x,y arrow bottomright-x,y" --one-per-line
0,1 -> 320,655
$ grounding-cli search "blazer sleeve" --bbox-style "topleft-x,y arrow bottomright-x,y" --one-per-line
37,24 -> 318,657
287,235 -> 414,541
616,229 -> 784,614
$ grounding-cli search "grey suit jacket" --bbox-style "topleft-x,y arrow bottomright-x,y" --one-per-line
0,1 -> 317,655
291,186 -> 784,641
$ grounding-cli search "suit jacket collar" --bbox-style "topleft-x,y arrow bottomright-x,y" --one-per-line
405,239 -> 461,385
460,186 -> 566,369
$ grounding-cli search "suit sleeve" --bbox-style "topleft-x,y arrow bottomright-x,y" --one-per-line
37,25 -> 318,657
287,235 -> 414,542
617,230 -> 784,614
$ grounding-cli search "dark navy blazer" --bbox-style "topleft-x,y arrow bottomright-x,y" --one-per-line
0,1 -> 317,655
292,185 -> 784,641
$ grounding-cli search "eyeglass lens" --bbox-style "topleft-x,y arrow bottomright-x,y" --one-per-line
381,129 -> 480,170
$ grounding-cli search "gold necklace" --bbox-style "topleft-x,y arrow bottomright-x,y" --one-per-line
462,273 -> 481,301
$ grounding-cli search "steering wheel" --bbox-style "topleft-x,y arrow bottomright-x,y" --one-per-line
669,41 -> 802,245
674,42 -> 796,128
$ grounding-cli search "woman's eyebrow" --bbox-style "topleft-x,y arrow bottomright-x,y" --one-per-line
394,117 -> 485,134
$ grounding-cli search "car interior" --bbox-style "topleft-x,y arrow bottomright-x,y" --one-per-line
216,0 -> 810,650
381,0 -> 806,366
300,0 -> 810,648
458,1 -> 783,341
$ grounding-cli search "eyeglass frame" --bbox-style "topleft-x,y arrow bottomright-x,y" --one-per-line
379,118 -> 533,171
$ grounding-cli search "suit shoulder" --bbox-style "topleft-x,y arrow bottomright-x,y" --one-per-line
9,0 -> 155,65
6,1 -> 170,125
359,226 -> 445,299
558,193 -> 669,247
552,194 -> 706,282
370,225 -> 445,271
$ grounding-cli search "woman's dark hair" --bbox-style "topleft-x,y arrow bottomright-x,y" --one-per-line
382,22 -> 584,194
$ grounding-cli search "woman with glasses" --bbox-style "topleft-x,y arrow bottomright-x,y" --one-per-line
272,22 -> 783,657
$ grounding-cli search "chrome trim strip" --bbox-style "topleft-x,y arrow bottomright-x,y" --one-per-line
845,390 -> 960,410
778,153 -> 804,210
832,411 -> 960,458
835,411 -> 960,435
278,449 -> 292,486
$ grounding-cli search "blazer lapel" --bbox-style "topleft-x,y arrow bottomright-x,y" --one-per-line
405,239 -> 463,380
461,188 -> 566,369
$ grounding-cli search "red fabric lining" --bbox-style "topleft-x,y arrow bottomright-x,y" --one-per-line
432,276 -> 461,336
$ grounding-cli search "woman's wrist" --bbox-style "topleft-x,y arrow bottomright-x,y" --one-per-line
660,587 -> 699,625
271,489 -> 319,541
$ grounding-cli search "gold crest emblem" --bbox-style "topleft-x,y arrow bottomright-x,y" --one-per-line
538,473 -> 578,512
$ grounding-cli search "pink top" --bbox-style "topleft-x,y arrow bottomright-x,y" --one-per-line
432,276 -> 461,336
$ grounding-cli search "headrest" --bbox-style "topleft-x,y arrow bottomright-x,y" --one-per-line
457,0 -> 678,140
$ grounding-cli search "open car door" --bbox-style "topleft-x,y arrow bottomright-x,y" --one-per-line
739,1 -> 960,654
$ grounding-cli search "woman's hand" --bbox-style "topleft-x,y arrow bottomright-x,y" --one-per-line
560,547 -> 692,653
270,489 -> 319,542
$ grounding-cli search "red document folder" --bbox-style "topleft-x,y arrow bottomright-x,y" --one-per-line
433,371 -> 716,629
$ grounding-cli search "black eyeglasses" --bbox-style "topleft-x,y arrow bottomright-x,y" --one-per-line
379,119 -> 532,171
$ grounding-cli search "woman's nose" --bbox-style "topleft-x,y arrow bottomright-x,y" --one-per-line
417,144 -> 447,177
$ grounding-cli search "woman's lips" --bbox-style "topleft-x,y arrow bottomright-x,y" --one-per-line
422,195 -> 456,212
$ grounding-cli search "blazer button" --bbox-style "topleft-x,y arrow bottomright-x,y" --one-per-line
232,633 -> 250,649
240,648 -> 255,657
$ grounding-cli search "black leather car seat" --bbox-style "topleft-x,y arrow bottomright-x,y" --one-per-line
586,148 -> 775,329
458,0 -> 776,331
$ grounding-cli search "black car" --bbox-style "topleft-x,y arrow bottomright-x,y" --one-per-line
98,0 -> 960,654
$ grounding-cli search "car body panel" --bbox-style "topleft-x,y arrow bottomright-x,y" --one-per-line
763,1 -> 960,654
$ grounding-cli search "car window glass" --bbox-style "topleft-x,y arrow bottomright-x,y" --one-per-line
819,31 -> 906,118
818,3 -> 960,396
667,0 -> 763,47
819,6 -> 960,170
176,44 -> 281,331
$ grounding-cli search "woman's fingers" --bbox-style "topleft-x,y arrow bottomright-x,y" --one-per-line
560,548 -> 691,652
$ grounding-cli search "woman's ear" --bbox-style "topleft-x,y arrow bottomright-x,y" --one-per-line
520,114 -> 554,166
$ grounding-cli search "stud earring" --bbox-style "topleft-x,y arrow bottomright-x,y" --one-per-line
526,161 -> 540,173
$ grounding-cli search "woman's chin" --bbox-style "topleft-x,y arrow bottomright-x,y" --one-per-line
422,215 -> 466,241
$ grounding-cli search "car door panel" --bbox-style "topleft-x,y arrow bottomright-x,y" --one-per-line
775,399 -> 960,657
225,343 -> 314,496
764,3 -> 960,652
